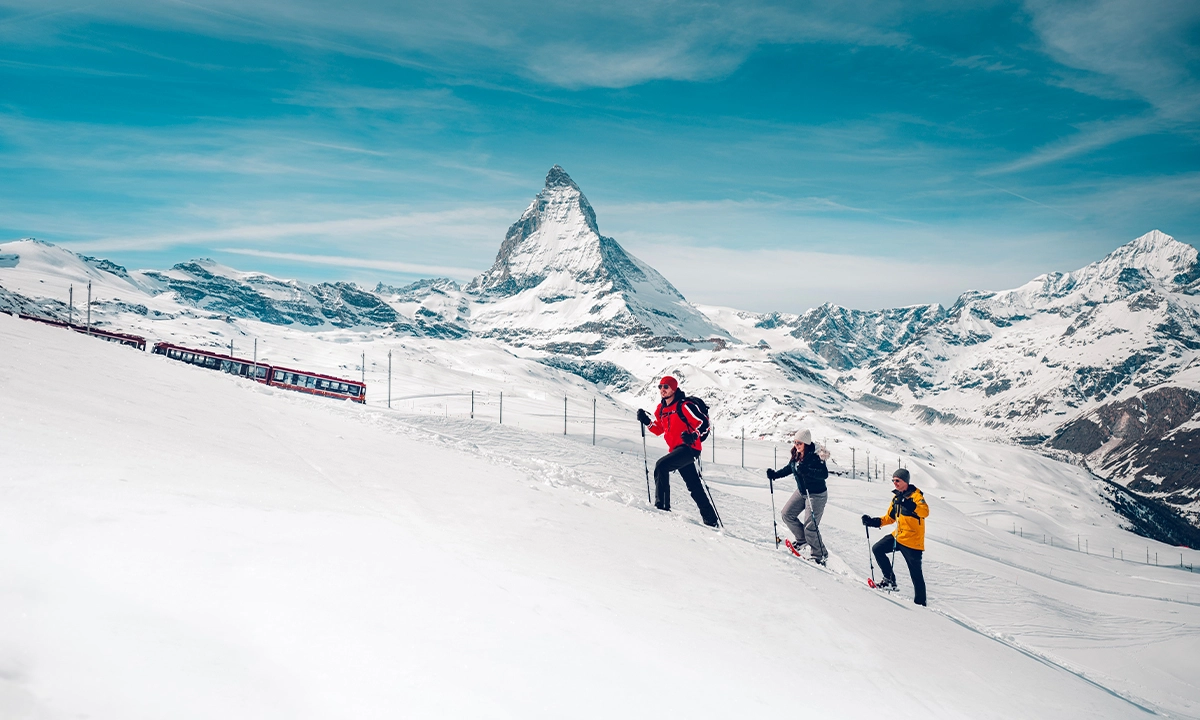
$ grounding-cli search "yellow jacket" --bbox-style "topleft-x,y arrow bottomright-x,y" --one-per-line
878,486 -> 930,550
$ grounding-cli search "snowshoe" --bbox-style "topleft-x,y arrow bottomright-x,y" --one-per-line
874,577 -> 897,591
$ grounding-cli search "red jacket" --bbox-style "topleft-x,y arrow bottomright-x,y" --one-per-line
649,395 -> 703,452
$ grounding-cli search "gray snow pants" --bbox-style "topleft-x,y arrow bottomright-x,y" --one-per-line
781,489 -> 828,560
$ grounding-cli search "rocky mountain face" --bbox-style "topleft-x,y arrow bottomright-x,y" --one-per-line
139,261 -> 400,328
831,230 -> 1200,524
1047,378 -> 1200,529
758,302 -> 947,370
466,166 -> 729,352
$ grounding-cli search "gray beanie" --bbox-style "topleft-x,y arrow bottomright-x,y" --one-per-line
793,429 -> 812,445
892,468 -> 911,483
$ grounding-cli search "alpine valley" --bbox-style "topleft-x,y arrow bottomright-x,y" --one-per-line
2,166 -> 1198,539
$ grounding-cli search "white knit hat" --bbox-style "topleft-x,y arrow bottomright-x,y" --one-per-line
793,429 -> 812,445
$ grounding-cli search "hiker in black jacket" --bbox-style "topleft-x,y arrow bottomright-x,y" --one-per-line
766,429 -> 830,564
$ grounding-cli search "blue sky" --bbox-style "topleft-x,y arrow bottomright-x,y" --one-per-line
1,0 -> 1197,312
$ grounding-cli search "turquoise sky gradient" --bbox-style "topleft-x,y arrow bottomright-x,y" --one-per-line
1,0 -> 1197,311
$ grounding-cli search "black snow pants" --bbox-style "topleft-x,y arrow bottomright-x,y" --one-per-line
873,535 -> 926,606
653,445 -> 718,527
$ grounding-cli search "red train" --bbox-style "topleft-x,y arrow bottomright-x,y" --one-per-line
19,313 -> 147,350
13,311 -> 366,404
151,342 -> 366,403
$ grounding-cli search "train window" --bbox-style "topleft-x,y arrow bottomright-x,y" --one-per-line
348,385 -> 360,396
305,376 -> 315,388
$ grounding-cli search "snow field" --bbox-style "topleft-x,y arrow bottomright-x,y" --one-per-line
2,314 -> 1196,718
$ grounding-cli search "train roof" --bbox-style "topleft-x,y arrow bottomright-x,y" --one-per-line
21,313 -> 146,344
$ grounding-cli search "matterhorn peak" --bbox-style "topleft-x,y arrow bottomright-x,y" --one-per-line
466,167 -> 729,349
544,164 -> 580,191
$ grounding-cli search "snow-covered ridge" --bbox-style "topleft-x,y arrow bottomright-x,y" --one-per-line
1,184 -> 1198,526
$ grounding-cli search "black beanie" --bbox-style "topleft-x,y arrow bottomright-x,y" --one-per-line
893,468 -> 911,483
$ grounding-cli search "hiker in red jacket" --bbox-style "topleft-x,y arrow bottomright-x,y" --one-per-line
637,376 -> 719,527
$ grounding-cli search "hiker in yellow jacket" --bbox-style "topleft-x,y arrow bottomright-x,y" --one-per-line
861,468 -> 929,606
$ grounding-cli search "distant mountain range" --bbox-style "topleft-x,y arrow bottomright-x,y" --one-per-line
2,167 -> 1198,536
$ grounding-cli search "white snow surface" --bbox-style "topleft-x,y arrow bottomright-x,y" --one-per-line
3,313 -> 1200,718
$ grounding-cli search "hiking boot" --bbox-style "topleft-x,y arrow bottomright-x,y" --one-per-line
811,557 -> 827,566
876,577 -> 897,590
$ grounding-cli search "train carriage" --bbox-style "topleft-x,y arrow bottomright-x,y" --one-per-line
18,313 -> 147,350
151,341 -> 365,403
151,342 -> 268,380
267,366 -> 366,403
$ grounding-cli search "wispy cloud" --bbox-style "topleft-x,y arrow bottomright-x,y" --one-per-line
988,0 -> 1200,173
0,0 -> 910,90
70,207 -> 514,252
634,243 -> 1044,313
217,248 -> 479,279
969,178 -> 1082,220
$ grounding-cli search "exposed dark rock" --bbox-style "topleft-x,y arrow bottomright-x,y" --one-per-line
538,355 -> 635,391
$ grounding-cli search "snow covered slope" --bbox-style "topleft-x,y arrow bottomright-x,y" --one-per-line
3,313 -> 1198,718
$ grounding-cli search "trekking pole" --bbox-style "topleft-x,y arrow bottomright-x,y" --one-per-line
697,456 -> 722,528
640,422 -> 651,505
865,526 -> 876,586
769,473 -> 780,547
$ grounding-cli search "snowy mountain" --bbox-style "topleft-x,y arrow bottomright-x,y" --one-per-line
467,166 -> 730,351
755,302 -> 948,371
836,230 -> 1200,524
1,180 -> 1199,532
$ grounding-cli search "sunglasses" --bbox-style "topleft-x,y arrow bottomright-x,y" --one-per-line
658,384 -> 672,389
892,478 -> 905,484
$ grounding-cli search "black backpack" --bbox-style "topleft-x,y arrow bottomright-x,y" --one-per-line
674,393 -> 712,441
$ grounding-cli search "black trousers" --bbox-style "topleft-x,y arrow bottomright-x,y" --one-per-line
653,445 -> 718,526
873,535 -> 926,605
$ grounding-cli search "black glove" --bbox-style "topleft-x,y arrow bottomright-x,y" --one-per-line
637,409 -> 651,426
900,497 -> 917,513
681,431 -> 698,444
766,468 -> 778,481
861,514 -> 881,528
